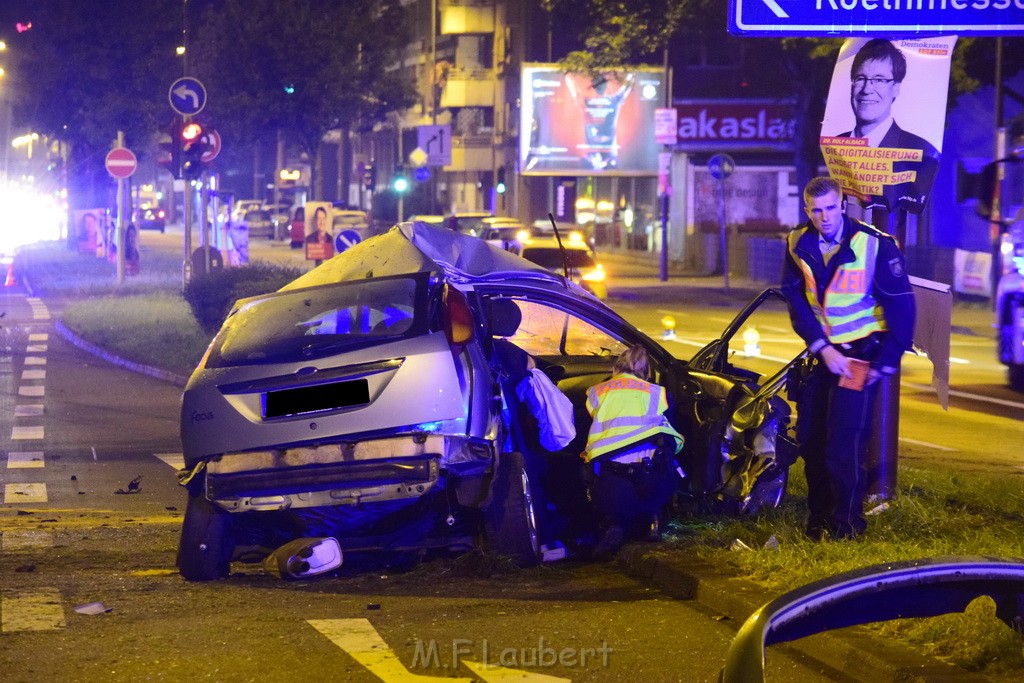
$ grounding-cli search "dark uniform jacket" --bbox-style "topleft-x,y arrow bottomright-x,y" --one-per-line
781,214 -> 915,371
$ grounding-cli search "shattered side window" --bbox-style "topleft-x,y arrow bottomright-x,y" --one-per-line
506,299 -> 627,357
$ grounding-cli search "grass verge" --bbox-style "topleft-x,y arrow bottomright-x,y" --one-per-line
666,465 -> 1024,675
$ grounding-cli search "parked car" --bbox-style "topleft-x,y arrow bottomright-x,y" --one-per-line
176,222 -> 800,580
134,207 -> 166,233
445,211 -> 493,236
231,199 -> 263,224
479,220 -> 529,254
262,203 -> 292,240
242,209 -> 275,240
407,214 -> 445,225
517,234 -> 608,299
288,206 -> 305,249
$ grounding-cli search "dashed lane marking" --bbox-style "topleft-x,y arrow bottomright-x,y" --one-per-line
11,425 -> 44,440
18,386 -> 45,397
3,483 -> 47,503
24,356 -> 46,365
26,344 -> 47,353
1,589 -> 66,632
14,404 -> 45,418
21,370 -> 45,381
2,529 -> 53,550
7,452 -> 45,468
28,333 -> 48,342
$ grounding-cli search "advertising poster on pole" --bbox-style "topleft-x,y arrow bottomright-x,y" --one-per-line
74,209 -> 105,256
519,65 -> 664,176
819,36 -> 956,214
304,201 -> 334,261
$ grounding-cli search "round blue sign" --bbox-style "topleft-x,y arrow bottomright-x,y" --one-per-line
413,166 -> 431,183
708,153 -> 736,181
335,229 -> 362,253
169,77 -> 208,116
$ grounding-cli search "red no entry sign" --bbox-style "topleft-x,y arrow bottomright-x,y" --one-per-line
105,147 -> 138,179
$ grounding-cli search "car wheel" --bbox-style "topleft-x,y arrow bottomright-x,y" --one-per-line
482,452 -> 542,567
177,491 -> 234,581
1009,364 -> 1024,392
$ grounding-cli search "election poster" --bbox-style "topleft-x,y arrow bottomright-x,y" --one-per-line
820,36 -> 956,214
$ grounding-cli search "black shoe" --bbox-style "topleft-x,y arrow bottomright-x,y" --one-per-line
804,525 -> 829,542
592,526 -> 625,560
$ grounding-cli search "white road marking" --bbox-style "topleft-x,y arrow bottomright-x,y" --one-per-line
26,344 -> 47,353
21,370 -> 45,381
898,437 -> 957,452
903,382 -> 1024,411
18,386 -> 45,397
4,483 -> 47,503
12,425 -> 44,440
7,452 -> 45,468
24,356 -> 46,365
154,453 -> 185,470
2,530 -> 53,550
28,333 -> 48,341
15,404 -> 45,418
309,618 -> 472,682
1,589 -> 66,632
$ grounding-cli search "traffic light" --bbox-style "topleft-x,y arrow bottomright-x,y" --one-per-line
181,121 -> 207,179
392,165 -> 409,193
496,166 -> 507,194
158,122 -> 182,179
362,162 -> 376,191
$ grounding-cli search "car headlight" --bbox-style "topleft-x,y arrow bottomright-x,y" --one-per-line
568,231 -> 584,245
582,264 -> 606,282
516,229 -> 530,243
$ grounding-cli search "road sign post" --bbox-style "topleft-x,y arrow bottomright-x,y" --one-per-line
709,154 -> 736,291
417,125 -> 452,166
729,0 -> 1024,36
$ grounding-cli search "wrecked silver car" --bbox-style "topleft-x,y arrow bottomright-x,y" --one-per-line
176,222 -> 799,580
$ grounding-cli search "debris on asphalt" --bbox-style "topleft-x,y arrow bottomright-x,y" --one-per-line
763,535 -> 780,551
114,475 -> 143,494
15,563 -> 36,573
74,602 -> 113,615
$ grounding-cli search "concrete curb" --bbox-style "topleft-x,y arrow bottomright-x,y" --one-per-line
54,319 -> 189,388
617,545 -> 988,681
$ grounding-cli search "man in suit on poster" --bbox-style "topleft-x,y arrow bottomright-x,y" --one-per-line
840,39 -> 939,215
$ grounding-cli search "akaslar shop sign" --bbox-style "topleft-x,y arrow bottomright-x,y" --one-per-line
672,100 -> 796,150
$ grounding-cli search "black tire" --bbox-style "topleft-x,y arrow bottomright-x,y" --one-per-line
1009,364 -> 1024,392
482,452 -> 542,567
177,492 -> 234,581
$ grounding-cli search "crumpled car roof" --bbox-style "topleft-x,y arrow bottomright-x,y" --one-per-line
283,221 -> 556,291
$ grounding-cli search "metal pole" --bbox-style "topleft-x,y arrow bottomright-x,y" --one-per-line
865,204 -> 897,499
718,176 -> 729,290
115,131 -> 126,285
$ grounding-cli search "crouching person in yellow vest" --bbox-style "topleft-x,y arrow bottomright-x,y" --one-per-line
583,345 -> 684,559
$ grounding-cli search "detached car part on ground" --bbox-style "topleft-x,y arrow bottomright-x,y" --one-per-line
721,557 -> 1024,682
176,222 -> 802,581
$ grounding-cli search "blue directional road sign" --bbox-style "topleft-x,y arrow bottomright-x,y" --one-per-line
168,77 -> 208,116
417,125 -> 452,167
335,229 -> 362,254
708,154 -> 736,181
729,0 -> 1024,37
413,166 -> 431,183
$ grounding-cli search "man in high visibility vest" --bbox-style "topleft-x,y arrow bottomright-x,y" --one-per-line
583,345 -> 684,559
781,176 -> 915,541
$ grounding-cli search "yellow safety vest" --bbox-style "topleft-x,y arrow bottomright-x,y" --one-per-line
583,373 -> 684,463
787,227 -> 887,344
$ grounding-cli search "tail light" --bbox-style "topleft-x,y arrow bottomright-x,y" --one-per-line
442,285 -> 474,347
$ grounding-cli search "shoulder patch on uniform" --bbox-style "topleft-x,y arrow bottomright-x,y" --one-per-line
888,257 -> 904,277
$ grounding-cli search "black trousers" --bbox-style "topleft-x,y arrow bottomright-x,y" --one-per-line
589,457 -> 676,537
796,360 -> 879,538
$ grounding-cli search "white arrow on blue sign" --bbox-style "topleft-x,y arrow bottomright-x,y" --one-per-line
168,77 -> 208,116
335,230 -> 362,253
729,0 -> 1024,36
708,154 -> 736,181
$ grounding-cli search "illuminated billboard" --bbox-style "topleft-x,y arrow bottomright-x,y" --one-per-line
519,65 -> 664,177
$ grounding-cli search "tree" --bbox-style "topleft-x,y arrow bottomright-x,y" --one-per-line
189,0 -> 416,201
7,0 -> 183,207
